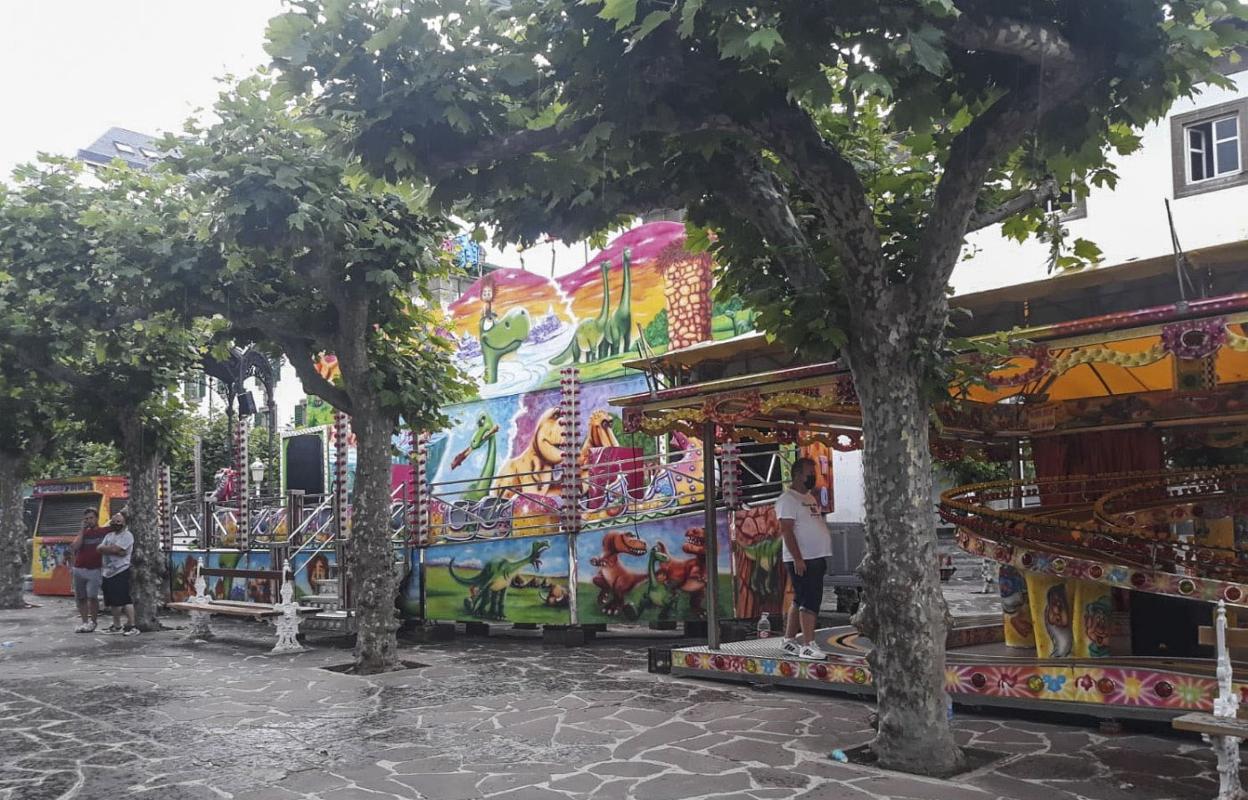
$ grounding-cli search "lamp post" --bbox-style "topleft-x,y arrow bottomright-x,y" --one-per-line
250,458 -> 266,499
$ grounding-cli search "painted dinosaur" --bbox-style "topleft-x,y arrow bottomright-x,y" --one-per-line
539,582 -> 570,608
447,539 -> 551,620
734,534 -> 782,604
494,407 -> 563,497
551,260 -> 612,365
627,542 -> 677,621
450,412 -> 500,502
481,307 -> 531,384
578,409 -> 620,465
590,530 -> 648,616
658,527 -> 709,618
605,247 -> 633,356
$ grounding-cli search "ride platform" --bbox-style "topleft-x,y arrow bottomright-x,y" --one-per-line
663,615 -> 1248,721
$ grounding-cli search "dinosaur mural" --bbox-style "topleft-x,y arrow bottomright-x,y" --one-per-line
448,539 -> 550,619
424,535 -> 572,624
551,260 -> 612,365
627,543 -> 677,621
450,412 -> 500,502
576,512 -> 733,625
441,221 -> 751,400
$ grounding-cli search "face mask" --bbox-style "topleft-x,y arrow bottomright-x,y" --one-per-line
803,474 -> 816,492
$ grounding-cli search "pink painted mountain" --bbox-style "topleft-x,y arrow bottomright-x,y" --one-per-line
555,221 -> 686,298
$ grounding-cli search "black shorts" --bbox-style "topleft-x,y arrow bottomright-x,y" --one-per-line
785,557 -> 827,614
102,569 -> 132,608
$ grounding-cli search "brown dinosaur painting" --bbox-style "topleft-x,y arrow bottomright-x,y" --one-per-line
658,526 -> 708,617
590,530 -> 648,616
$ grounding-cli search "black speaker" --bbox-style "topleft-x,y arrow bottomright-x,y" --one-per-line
237,391 -> 258,416
285,434 -> 325,495
1129,592 -> 1213,659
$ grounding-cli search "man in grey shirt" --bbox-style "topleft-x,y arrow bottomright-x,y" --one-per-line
98,511 -> 139,636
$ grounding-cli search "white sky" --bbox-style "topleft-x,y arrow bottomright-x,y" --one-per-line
0,1 -> 603,275
0,1 -> 286,179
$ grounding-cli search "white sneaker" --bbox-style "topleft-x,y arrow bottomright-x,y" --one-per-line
781,638 -> 802,656
798,644 -> 830,661
83,620 -> 97,633
74,622 -> 90,633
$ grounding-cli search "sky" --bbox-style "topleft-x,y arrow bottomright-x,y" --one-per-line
0,1 -> 598,275
0,1 -> 286,179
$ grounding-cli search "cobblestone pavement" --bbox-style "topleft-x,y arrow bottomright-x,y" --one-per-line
0,598 -> 1234,800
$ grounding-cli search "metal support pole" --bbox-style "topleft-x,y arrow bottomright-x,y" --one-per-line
286,490 -> 305,546
200,494 -> 214,551
702,420 -> 721,650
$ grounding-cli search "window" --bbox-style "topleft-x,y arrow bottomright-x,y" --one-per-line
139,147 -> 162,159
1171,99 -> 1248,198
113,141 -> 136,155
1186,116 -> 1239,182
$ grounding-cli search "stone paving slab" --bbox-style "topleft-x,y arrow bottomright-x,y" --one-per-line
0,597 -> 1239,799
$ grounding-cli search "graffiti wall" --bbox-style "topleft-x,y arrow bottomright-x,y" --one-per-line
575,512 -> 732,625
424,374 -> 702,542
732,506 -> 788,619
423,535 -> 572,624
444,221 -> 753,400
170,549 -> 344,604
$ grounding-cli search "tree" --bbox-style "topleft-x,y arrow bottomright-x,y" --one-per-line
0,360 -> 63,608
0,159 -> 200,628
269,0 -> 1246,772
167,77 -> 468,673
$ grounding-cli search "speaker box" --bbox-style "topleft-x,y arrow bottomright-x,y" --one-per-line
237,391 -> 257,416
285,434 -> 325,495
1129,592 -> 1213,659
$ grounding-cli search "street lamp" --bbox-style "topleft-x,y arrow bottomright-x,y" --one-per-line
250,458 -> 266,498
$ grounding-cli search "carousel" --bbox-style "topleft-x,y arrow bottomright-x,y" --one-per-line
620,251 -> 1248,719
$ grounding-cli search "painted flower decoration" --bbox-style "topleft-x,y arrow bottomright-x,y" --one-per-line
1162,318 -> 1228,360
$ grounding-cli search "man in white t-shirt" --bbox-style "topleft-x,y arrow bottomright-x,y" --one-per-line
775,457 -> 832,660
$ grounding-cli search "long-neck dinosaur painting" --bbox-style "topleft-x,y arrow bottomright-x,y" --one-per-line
480,307 -> 530,384
446,539 -> 551,620
450,412 -> 500,502
551,259 -> 612,365
605,248 -> 633,356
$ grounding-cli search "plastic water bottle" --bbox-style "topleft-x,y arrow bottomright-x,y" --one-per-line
946,694 -> 954,721
757,612 -> 772,639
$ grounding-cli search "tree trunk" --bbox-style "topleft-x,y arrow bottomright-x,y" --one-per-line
849,347 -> 964,777
348,404 -> 401,674
119,414 -> 166,631
0,454 -> 27,610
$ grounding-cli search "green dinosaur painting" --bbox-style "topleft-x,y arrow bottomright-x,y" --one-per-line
450,412 -> 499,502
551,260 -> 612,365
626,543 -> 676,621
736,536 -> 782,603
447,539 -> 551,620
605,247 -> 633,356
481,307 -> 531,384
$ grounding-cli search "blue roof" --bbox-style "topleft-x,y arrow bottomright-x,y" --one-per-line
76,127 -> 165,171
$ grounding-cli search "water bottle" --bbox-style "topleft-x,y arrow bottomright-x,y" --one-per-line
945,694 -> 954,721
757,612 -> 772,639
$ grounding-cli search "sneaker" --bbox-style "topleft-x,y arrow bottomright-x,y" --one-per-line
101,625 -> 123,635
122,626 -> 141,637
798,644 -> 830,661
781,638 -> 802,656
83,620 -> 97,633
74,622 -> 91,633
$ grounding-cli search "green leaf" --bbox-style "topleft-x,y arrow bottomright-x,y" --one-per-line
678,0 -> 704,37
596,0 -> 638,31
364,17 -> 408,52
264,12 -> 315,66
444,106 -> 472,132
1072,238 -> 1103,262
635,10 -> 670,41
850,72 -> 893,99
746,27 -> 784,54
907,27 -> 950,75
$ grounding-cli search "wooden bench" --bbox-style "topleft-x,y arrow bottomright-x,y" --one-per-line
1173,602 -> 1246,800
169,560 -> 318,654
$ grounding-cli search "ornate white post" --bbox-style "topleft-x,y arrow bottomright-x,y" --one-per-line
558,367 -> 581,535
720,438 -> 740,510
186,565 -> 213,640
271,559 -> 305,654
413,431 -> 429,546
1210,600 -> 1243,800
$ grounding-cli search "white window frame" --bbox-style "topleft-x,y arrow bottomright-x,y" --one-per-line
113,141 -> 137,155
1185,114 -> 1241,184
